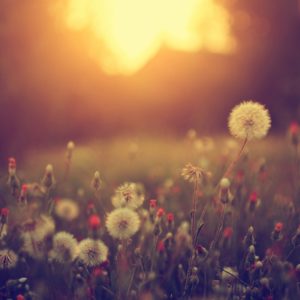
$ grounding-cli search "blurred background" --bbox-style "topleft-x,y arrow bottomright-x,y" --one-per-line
1,0 -> 300,156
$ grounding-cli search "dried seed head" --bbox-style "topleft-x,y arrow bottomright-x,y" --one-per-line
67,141 -> 75,151
220,177 -> 231,189
228,100 -> 271,140
92,171 -> 102,191
106,208 -> 140,240
78,238 -> 108,267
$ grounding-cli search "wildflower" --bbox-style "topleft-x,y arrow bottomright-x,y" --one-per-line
49,231 -> 78,263
223,226 -> 233,239
245,245 -> 257,270
7,157 -> 20,196
175,221 -> 192,247
111,182 -> 144,209
41,164 -> 56,189
86,202 -> 96,215
66,141 -> 75,159
18,184 -> 28,205
219,177 -> 233,204
221,267 -> 238,283
0,249 -> 18,269
8,157 -> 16,176
106,208 -> 140,240
156,240 -> 165,253
78,238 -> 108,267
288,121 -> 300,146
156,208 -> 165,218
88,214 -> 101,230
181,163 -> 208,184
21,215 -> 55,259
0,208 -> 9,224
149,199 -> 157,209
243,226 -> 255,249
167,212 -> 174,223
271,222 -> 283,241
228,100 -> 271,140
54,198 -> 79,221
91,171 -> 102,192
248,191 -> 261,212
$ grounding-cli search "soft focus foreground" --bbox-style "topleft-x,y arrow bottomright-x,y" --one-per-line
1,133 -> 300,299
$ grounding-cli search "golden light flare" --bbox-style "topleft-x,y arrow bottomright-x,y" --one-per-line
64,0 -> 236,75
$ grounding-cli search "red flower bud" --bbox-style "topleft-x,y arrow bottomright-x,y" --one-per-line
167,212 -> 174,223
92,267 -> 103,277
249,191 -> 258,203
21,184 -> 27,192
275,222 -> 283,232
88,214 -> 101,229
223,226 -> 233,239
156,208 -> 165,218
156,240 -> 165,252
16,295 -> 25,300
149,199 -> 157,208
1,208 -> 9,216
289,122 -> 299,135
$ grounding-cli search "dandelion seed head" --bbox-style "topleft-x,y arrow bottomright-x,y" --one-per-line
49,231 -> 78,263
220,177 -> 230,189
0,249 -> 18,269
111,182 -> 144,209
67,141 -> 75,151
78,238 -> 108,267
181,163 -> 207,184
228,100 -> 271,140
106,208 -> 140,240
55,198 -> 79,221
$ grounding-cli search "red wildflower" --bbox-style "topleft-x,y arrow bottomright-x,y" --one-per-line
167,212 -> 174,223
223,226 -> 233,239
92,267 -> 103,277
275,222 -> 283,232
1,208 -> 9,216
249,192 -> 258,203
157,240 -> 165,252
156,208 -> 165,218
149,199 -> 157,208
88,214 -> 101,229
289,122 -> 299,135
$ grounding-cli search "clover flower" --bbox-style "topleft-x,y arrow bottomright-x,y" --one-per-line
228,101 -> 271,140
106,208 -> 140,240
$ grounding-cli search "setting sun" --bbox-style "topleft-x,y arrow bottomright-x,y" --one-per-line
65,0 -> 235,75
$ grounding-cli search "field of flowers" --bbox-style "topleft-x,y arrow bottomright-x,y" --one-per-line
0,102 -> 300,300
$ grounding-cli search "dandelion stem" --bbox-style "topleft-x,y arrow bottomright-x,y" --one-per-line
224,137 -> 248,178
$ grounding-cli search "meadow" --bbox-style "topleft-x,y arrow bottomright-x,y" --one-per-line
0,126 -> 300,299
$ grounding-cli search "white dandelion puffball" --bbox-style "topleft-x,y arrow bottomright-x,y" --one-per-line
106,208 -> 141,240
111,182 -> 144,209
228,101 -> 271,140
49,231 -> 78,263
0,249 -> 18,269
55,198 -> 79,221
78,238 -> 108,267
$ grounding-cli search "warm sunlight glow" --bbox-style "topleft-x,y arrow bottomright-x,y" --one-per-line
65,0 -> 235,75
